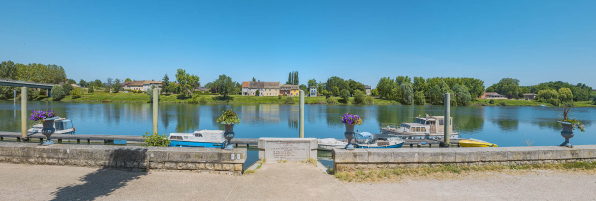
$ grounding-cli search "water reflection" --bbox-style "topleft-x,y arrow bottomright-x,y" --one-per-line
1,101 -> 595,147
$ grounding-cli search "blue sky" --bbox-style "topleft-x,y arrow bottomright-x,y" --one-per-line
1,0 -> 595,88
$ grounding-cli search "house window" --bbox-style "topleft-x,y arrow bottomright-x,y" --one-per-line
439,120 -> 444,125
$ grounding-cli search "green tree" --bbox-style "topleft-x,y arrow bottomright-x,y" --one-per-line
307,79 -> 318,89
67,79 -> 76,84
414,91 -> 426,105
162,74 -> 170,94
412,77 -> 427,92
558,88 -> 573,103
395,76 -> 411,86
425,84 -> 442,105
175,69 -> 200,96
79,79 -> 88,88
252,77 -> 256,82
536,89 -> 560,106
286,71 -> 299,85
51,85 -> 66,101
71,88 -> 82,99
452,85 -> 472,106
112,78 -> 122,93
332,86 -> 339,96
88,86 -> 94,94
214,74 -> 234,97
299,84 -> 308,92
255,89 -> 260,96
340,89 -> 350,103
352,90 -> 366,105
400,83 -> 414,105
105,78 -> 113,92
371,88 -> 378,96
488,78 -> 521,99
125,78 -> 132,82
376,77 -> 396,99
62,83 -> 73,95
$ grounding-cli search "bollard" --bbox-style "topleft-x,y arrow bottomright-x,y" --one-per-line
58,139 -> 62,144
153,88 -> 158,135
21,87 -> 27,139
0,136 -> 3,141
444,93 -> 450,147
77,139 -> 80,144
87,139 -> 91,144
299,90 -> 304,138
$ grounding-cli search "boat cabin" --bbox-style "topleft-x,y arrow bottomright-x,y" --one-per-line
401,116 -> 454,134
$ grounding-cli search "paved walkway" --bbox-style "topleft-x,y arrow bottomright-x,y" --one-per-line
1,163 -> 595,201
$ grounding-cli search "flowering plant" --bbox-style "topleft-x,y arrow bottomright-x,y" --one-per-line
29,110 -> 56,122
341,113 -> 362,125
217,109 -> 241,125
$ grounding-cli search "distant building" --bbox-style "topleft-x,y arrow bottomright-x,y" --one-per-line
242,81 -> 280,96
197,87 -> 210,92
365,85 -> 372,96
122,80 -> 162,92
483,92 -> 507,99
309,86 -> 317,97
523,93 -> 537,100
280,85 -> 299,97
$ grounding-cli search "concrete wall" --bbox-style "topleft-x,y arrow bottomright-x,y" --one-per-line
333,146 -> 596,171
0,142 -> 246,175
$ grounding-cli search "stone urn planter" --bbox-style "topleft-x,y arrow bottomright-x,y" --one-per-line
42,117 -> 59,146
223,124 -> 235,149
344,123 -> 356,150
558,121 -> 582,148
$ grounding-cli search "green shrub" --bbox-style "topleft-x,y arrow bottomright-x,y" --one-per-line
143,132 -> 170,147
365,96 -> 374,105
39,90 -> 46,96
340,89 -> 350,103
51,85 -> 66,101
62,83 -> 73,95
147,85 -> 159,103
199,96 -> 208,104
548,98 -> 560,106
352,90 -> 366,105
284,97 -> 295,104
88,86 -> 94,94
278,95 -> 282,99
489,99 -> 495,104
326,97 -> 337,105
71,88 -> 82,99
27,88 -> 39,100
499,101 -> 507,106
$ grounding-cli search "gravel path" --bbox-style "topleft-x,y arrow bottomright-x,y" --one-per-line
1,163 -> 595,201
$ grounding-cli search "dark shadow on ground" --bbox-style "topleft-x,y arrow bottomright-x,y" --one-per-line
50,148 -> 148,201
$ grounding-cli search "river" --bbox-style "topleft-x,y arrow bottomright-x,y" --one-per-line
1,100 -> 595,147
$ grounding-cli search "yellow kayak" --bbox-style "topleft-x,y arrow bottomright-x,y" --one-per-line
459,139 -> 498,147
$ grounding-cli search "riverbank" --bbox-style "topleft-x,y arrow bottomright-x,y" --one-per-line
475,98 -> 596,107
58,91 -> 400,105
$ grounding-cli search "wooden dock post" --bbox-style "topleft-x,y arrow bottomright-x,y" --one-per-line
21,87 -> 27,139
443,93 -> 450,147
299,90 -> 304,138
153,88 -> 158,135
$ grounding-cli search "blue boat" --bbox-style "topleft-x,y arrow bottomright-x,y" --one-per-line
168,130 -> 226,148
355,132 -> 405,149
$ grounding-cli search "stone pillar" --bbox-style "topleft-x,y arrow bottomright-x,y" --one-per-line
153,88 -> 158,134
21,87 -> 27,138
444,93 -> 450,146
299,90 -> 304,138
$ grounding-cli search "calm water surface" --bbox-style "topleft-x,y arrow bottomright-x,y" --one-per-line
1,101 -> 595,147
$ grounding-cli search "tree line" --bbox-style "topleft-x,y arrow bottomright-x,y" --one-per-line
377,76 -> 484,106
486,78 -> 594,106
0,60 -> 68,100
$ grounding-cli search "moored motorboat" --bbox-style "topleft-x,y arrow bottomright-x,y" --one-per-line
317,138 -> 348,151
380,114 -> 459,139
169,130 -> 226,148
458,138 -> 498,147
355,132 -> 405,149
28,117 -> 75,135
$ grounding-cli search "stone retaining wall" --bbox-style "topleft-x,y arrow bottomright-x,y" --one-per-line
0,142 -> 246,175
332,146 -> 596,171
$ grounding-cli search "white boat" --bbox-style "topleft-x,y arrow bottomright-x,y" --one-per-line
317,138 -> 348,151
355,132 -> 405,148
28,118 -> 75,135
380,115 -> 459,140
169,130 -> 226,148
